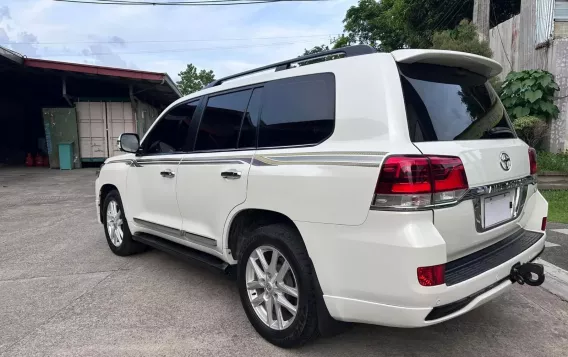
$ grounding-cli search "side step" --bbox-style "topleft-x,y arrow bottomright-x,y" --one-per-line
133,233 -> 231,273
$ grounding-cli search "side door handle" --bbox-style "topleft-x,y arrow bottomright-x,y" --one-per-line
160,169 -> 175,178
221,170 -> 242,180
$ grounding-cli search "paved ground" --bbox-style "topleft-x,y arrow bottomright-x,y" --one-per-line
1,167 -> 567,357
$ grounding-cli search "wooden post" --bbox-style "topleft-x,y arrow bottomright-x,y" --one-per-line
473,0 -> 491,41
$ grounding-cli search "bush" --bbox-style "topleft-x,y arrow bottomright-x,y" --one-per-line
537,151 -> 568,172
513,116 -> 548,148
500,70 -> 560,120
431,20 -> 492,58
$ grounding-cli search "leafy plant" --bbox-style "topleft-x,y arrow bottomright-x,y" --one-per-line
500,70 -> 560,120
431,20 -> 492,58
513,116 -> 548,148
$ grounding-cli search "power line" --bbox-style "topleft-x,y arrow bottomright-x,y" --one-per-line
438,0 -> 470,30
430,0 -> 462,31
54,0 -> 328,5
38,39 -> 325,56
0,33 -> 340,46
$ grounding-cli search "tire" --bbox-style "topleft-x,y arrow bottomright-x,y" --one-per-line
237,224 -> 319,348
102,190 -> 145,256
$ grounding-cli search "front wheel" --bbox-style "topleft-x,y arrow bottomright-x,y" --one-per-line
102,190 -> 145,256
237,224 -> 318,347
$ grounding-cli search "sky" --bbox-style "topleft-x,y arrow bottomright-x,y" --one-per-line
0,0 -> 358,81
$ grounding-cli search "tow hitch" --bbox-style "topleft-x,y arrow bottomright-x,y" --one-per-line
510,262 -> 545,286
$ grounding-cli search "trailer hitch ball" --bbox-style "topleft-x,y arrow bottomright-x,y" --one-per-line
510,262 -> 545,286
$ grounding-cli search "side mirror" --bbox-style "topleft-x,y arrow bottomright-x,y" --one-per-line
118,133 -> 140,153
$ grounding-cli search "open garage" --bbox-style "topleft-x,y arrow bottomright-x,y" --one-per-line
0,46 -> 180,168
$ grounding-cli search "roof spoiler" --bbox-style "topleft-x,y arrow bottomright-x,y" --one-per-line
391,49 -> 502,78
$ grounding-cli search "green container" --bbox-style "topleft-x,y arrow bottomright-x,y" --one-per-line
58,142 -> 74,170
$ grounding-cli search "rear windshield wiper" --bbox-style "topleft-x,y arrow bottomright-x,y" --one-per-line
483,127 -> 515,138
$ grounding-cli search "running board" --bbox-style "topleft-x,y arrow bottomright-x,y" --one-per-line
133,233 -> 230,273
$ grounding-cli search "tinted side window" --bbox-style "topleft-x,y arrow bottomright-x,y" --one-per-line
258,73 -> 335,148
195,90 -> 252,151
143,100 -> 198,154
238,87 -> 263,149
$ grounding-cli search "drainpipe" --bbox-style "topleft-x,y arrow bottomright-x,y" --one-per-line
62,77 -> 72,107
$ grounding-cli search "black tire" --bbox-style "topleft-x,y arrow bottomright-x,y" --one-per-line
237,224 -> 319,348
102,190 -> 145,256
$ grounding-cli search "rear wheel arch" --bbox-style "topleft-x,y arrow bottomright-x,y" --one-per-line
227,209 -> 302,261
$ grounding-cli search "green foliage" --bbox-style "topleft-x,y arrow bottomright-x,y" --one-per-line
341,0 -> 519,52
537,151 -> 568,172
541,190 -> 568,223
500,70 -> 560,120
489,77 -> 503,96
176,64 -> 215,96
513,116 -> 548,148
431,20 -> 492,57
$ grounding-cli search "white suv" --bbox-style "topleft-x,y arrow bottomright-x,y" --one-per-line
95,45 -> 548,347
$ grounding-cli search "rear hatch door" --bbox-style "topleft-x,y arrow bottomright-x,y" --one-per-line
394,51 -> 534,260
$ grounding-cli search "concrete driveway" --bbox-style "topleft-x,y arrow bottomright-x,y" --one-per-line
1,168 -> 567,357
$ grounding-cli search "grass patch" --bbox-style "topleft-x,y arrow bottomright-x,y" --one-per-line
541,190 -> 568,223
537,151 -> 568,172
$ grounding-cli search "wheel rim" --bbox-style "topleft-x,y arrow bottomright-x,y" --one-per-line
106,200 -> 124,247
245,245 -> 299,330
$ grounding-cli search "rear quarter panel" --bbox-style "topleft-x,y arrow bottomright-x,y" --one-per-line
243,54 -> 421,226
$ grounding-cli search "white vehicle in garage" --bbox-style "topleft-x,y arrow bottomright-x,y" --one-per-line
95,45 -> 548,347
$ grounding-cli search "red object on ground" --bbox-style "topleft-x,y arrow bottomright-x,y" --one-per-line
35,153 -> 43,167
25,153 -> 34,167
44,156 -> 50,167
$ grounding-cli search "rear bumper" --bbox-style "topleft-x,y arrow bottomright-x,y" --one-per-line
295,191 -> 548,327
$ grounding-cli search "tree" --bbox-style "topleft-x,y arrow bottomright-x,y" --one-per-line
177,64 -> 215,96
342,0 -> 520,52
299,36 -> 353,66
431,19 -> 492,57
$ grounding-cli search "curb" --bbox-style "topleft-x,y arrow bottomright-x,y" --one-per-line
537,259 -> 568,302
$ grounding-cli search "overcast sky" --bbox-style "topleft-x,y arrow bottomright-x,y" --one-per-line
0,0 -> 357,81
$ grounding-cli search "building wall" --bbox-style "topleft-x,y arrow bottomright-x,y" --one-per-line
549,39 -> 568,152
489,0 -> 552,79
134,99 -> 160,138
489,0 -> 568,152
556,21 -> 568,38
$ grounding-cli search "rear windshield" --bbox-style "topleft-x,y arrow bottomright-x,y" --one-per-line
399,63 -> 515,142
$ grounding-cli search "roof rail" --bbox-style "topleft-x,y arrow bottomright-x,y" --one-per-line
205,44 -> 376,88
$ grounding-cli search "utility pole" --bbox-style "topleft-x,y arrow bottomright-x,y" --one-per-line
473,0 -> 490,41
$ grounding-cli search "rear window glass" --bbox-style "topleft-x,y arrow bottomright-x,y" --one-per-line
399,63 -> 515,142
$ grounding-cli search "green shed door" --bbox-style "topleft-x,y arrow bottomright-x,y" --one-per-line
42,108 -> 81,169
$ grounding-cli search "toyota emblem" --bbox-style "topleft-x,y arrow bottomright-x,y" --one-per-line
500,152 -> 511,171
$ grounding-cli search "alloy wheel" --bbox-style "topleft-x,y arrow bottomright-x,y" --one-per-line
245,245 -> 299,330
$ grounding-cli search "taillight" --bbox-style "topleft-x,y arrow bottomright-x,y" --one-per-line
529,148 -> 537,175
417,265 -> 445,286
541,217 -> 547,231
373,155 -> 468,209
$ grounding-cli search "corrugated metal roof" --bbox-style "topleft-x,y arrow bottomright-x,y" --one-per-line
0,45 -> 180,99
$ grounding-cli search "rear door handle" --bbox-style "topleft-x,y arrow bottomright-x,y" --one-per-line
160,169 -> 175,178
221,170 -> 242,180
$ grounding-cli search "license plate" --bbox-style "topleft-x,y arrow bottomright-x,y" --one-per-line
484,191 -> 513,228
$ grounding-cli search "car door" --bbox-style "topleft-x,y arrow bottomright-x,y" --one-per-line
176,87 -> 262,250
126,100 -> 199,235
